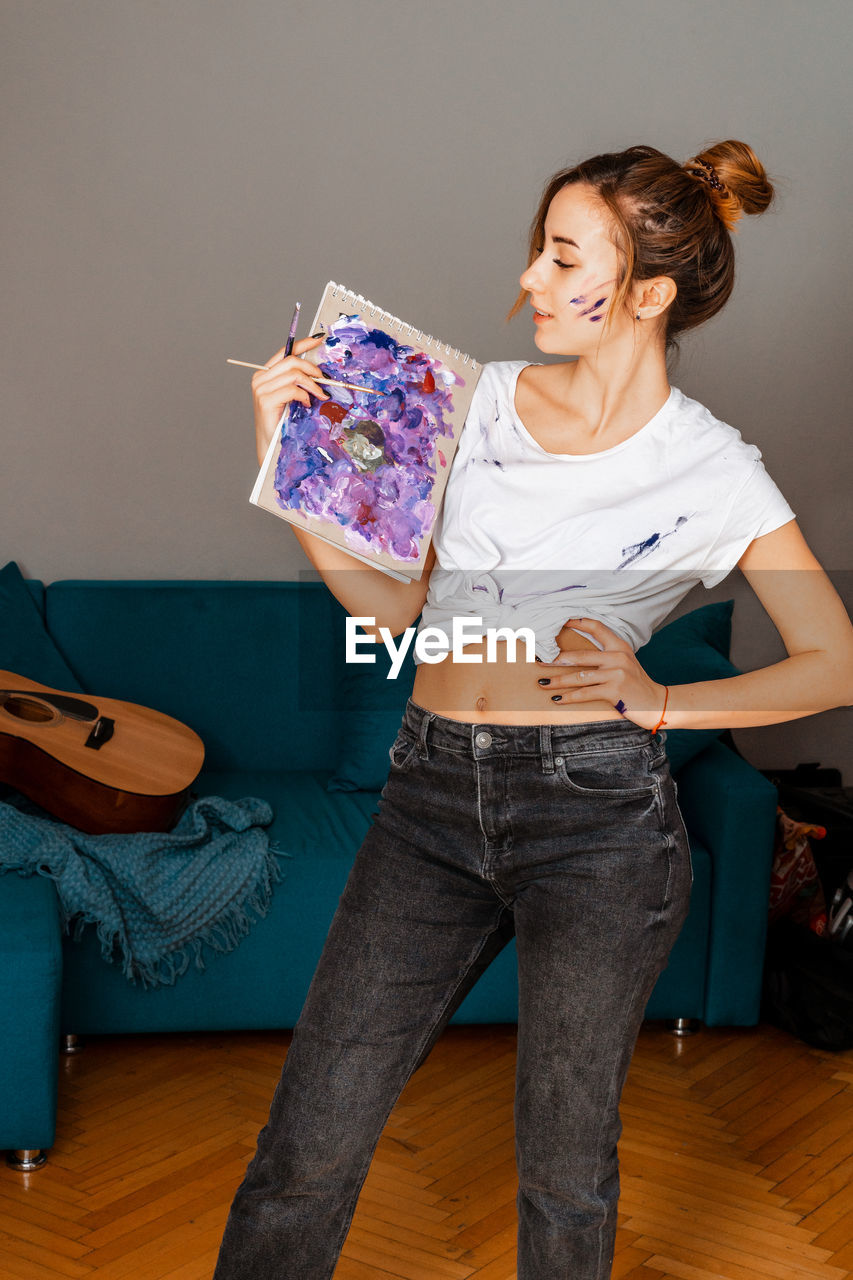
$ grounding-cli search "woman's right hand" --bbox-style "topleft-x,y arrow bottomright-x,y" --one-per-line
251,335 -> 330,465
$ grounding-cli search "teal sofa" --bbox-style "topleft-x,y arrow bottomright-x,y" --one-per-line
0,578 -> 780,1168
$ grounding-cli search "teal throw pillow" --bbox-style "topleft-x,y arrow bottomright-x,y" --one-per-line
328,599 -> 740,790
0,561 -> 83,691
636,599 -> 739,773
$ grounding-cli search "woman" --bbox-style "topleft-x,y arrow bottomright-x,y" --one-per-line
214,141 -> 853,1279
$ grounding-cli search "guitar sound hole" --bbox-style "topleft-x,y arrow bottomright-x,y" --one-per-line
1,696 -> 56,723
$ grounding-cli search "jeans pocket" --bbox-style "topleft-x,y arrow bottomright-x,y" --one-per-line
554,746 -> 657,798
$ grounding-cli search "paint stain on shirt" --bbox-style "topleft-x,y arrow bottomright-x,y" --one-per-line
617,515 -> 692,569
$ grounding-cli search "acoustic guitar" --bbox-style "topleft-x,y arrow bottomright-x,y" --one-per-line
0,671 -> 205,834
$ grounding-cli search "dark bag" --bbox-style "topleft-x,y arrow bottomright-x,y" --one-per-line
762,915 -> 853,1051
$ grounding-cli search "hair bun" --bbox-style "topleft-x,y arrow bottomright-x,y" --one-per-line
684,140 -> 774,232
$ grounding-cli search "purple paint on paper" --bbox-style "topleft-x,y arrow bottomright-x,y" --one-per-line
273,315 -> 463,561
617,515 -> 691,569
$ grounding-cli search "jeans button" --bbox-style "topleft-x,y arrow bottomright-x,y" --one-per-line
554,755 -> 564,766
474,731 -> 492,749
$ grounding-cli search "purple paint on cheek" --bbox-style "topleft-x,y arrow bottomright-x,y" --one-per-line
590,315 -> 604,322
569,295 -> 587,307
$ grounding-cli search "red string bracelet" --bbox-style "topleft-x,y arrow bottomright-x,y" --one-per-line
652,685 -> 669,734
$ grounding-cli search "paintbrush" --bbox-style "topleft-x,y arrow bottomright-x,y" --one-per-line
281,302 -> 298,358
283,301 -> 301,357
226,358 -> 377,396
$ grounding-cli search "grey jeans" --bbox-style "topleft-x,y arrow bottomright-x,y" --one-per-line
213,698 -> 692,1279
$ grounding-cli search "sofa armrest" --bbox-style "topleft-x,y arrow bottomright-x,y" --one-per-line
0,872 -> 63,1154
674,740 -> 778,1025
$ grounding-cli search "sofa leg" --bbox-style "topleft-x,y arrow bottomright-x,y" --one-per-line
666,1017 -> 701,1037
61,1033 -> 84,1055
7,1149 -> 47,1171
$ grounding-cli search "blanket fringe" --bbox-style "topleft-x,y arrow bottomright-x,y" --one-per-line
66,843 -> 292,989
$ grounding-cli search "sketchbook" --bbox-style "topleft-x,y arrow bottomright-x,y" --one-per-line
250,280 -> 482,581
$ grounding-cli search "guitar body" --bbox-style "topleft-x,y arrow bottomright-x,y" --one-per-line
0,671 -> 205,834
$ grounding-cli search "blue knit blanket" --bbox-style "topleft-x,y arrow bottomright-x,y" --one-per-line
0,792 -> 288,988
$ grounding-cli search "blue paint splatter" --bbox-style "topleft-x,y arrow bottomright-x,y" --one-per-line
617,515 -> 692,569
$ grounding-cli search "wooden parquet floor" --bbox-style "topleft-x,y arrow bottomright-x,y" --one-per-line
1,1020 -> 852,1279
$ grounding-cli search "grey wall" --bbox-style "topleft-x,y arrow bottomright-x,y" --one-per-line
2,0 -> 851,775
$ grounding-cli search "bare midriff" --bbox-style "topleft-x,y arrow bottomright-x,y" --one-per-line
410,622 -> 625,726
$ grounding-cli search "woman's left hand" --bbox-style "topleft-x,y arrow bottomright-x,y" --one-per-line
536,617 -> 667,730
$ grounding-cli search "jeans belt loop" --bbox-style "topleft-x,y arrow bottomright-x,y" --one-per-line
539,723 -> 555,774
417,710 -> 435,760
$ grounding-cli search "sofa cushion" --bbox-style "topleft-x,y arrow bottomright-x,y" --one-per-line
327,600 -> 740,790
0,562 -> 83,691
60,770 -> 380,1033
197,769 -> 379,861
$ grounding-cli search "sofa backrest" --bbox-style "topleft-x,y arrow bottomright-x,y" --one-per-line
45,581 -> 348,772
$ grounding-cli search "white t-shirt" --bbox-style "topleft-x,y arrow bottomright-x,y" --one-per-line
416,360 -> 796,663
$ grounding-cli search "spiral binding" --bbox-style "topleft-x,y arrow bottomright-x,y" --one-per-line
328,281 -> 478,370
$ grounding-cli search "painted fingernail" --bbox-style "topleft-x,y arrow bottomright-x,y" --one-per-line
538,678 -> 551,686
551,694 -> 563,702
311,330 -> 325,339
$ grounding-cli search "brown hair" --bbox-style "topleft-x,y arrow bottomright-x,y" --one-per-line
507,140 -> 775,359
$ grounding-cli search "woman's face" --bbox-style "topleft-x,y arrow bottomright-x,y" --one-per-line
519,182 -> 626,356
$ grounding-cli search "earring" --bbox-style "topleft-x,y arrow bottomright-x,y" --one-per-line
636,311 -> 641,320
